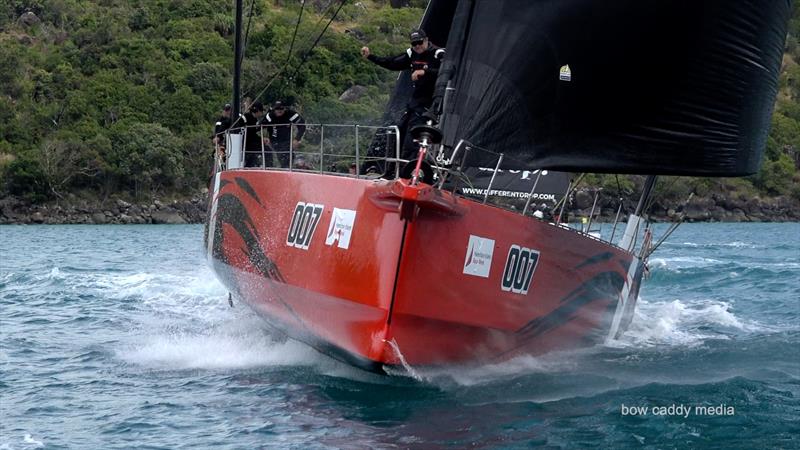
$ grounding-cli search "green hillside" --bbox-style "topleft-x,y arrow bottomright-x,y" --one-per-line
0,0 -> 798,206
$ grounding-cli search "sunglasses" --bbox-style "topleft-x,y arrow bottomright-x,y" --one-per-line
274,107 -> 286,111
411,40 -> 424,46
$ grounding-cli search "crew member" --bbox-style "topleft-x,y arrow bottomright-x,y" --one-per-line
212,103 -> 233,156
262,101 -> 306,168
361,29 -> 445,160
243,101 -> 266,167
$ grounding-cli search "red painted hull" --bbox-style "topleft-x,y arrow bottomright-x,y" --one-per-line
206,170 -> 642,371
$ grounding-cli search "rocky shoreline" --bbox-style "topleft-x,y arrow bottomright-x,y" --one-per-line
0,192 -> 208,225
1,189 -> 798,225
567,190 -> 800,223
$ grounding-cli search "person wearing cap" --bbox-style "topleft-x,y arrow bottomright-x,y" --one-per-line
262,100 -> 306,168
360,29 -> 445,160
242,101 -> 267,167
212,103 -> 233,144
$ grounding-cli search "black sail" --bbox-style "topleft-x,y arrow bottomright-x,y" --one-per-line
440,0 -> 791,176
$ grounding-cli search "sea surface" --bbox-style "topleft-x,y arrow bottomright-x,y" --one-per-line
1,223 -> 798,449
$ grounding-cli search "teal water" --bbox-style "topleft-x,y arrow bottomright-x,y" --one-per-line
1,223 -> 798,449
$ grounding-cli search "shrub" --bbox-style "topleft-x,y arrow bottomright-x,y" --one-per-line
3,155 -> 50,202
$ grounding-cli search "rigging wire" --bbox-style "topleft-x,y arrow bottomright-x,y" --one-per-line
646,192 -> 694,258
248,0 -> 348,103
284,0 -> 307,68
287,0 -> 348,81
552,173 -> 586,222
643,175 -> 681,214
240,0 -> 257,68
228,0 -> 258,130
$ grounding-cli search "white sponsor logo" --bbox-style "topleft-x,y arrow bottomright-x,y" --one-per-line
463,235 -> 495,278
559,64 -> 572,82
325,208 -> 357,249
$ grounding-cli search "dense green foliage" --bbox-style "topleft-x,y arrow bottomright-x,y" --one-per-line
0,0 -> 421,200
0,1 -> 797,203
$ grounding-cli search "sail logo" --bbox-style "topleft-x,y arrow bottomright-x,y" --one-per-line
286,202 -> 324,250
559,64 -> 572,82
325,208 -> 357,249
463,235 -> 495,278
501,245 -> 540,295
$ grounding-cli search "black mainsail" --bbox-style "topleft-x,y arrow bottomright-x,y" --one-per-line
432,0 -> 791,176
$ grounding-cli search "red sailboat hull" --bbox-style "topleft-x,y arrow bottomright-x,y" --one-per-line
206,170 -> 642,372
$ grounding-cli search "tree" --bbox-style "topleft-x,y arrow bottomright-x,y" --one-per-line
107,121 -> 183,197
36,131 -> 103,198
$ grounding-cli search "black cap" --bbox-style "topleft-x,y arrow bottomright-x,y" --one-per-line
409,29 -> 426,42
250,101 -> 264,112
223,103 -> 231,111
272,100 -> 285,109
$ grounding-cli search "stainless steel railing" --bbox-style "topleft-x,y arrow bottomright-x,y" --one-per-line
212,126 -> 633,249
215,123 -> 401,179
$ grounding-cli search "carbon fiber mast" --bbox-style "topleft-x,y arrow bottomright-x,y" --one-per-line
231,0 -> 243,120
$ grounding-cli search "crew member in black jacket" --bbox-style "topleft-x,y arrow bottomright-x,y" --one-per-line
262,101 -> 306,168
212,103 -> 232,154
361,29 -> 445,160
242,101 -> 266,167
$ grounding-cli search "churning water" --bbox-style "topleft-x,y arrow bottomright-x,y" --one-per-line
1,223 -> 798,449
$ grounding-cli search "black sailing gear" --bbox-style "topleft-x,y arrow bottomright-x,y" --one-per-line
368,45 -> 445,110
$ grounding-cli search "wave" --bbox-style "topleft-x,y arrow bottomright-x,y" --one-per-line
116,315 -> 321,371
397,296 -> 778,389
648,256 -> 724,270
617,298 -> 766,348
674,241 -> 763,249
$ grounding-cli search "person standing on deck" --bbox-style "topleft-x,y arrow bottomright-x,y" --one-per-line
242,101 -> 267,167
212,103 -> 233,156
262,101 -> 306,168
361,29 -> 445,160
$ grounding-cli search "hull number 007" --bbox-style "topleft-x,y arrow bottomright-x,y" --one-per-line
286,202 -> 324,250
501,245 -> 540,295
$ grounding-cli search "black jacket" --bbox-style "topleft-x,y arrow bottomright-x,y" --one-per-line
213,115 -> 232,139
242,112 -> 265,151
368,45 -> 445,109
262,109 -> 306,144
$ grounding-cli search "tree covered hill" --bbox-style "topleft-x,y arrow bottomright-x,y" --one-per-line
0,0 -> 798,212
0,0 -> 426,200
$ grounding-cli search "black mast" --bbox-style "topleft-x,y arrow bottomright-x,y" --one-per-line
232,0 -> 243,120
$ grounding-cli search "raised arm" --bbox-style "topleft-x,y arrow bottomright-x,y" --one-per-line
362,46 -> 411,71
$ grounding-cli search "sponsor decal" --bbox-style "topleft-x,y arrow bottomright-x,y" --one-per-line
559,64 -> 572,82
460,188 -> 557,201
325,208 -> 357,249
501,245 -> 540,295
286,202 -> 324,250
463,235 -> 495,278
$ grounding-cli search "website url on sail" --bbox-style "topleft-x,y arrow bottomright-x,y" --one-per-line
460,188 -> 556,200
